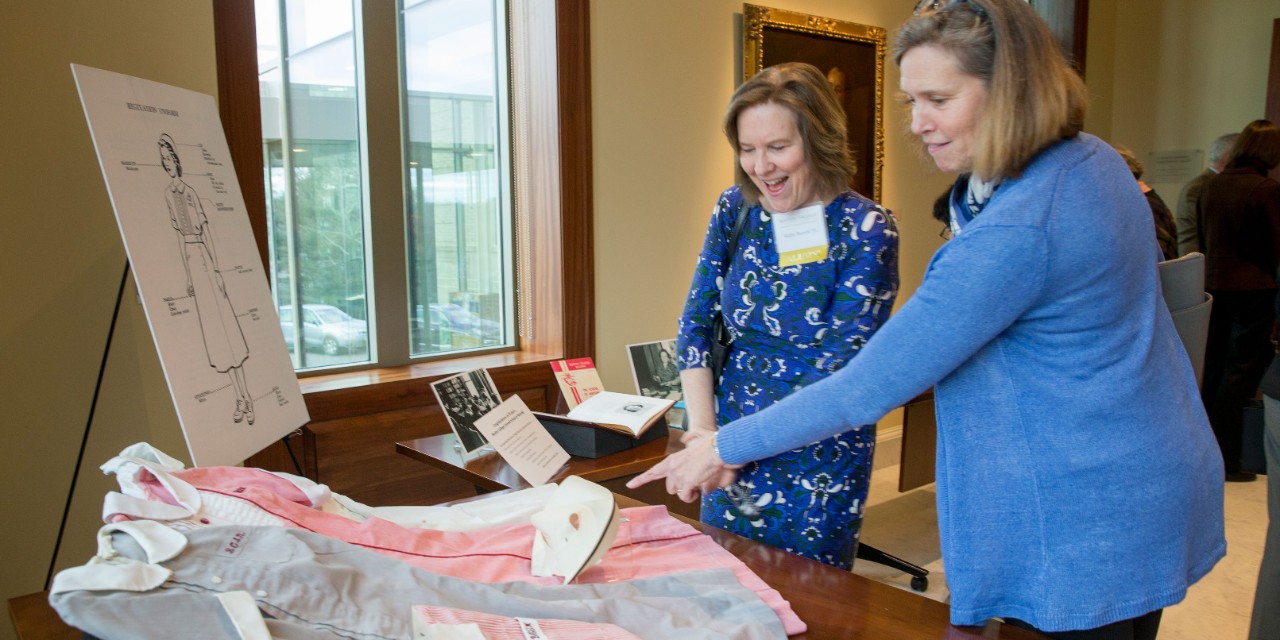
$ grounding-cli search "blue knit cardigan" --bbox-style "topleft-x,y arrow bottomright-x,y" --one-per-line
718,133 -> 1226,631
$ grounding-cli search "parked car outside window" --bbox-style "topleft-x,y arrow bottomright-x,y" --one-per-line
279,304 -> 369,356
411,303 -> 503,354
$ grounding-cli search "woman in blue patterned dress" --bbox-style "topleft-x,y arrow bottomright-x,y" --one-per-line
674,62 -> 899,569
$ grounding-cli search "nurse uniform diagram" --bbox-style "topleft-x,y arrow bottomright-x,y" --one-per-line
159,133 -> 254,425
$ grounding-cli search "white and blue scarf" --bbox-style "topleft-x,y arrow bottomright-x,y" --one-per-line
948,174 -> 1001,238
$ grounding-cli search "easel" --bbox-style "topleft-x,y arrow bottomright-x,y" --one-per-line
42,261 -> 302,590
43,263 -> 129,591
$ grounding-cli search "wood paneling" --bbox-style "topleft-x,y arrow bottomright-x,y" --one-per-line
1270,19 -> 1280,124
308,405 -> 472,507
556,0 -> 595,362
212,0 -> 269,271
1269,19 -> 1280,182
251,368 -> 559,506
8,592 -> 81,640
899,391 -> 937,492
1031,0 -> 1089,77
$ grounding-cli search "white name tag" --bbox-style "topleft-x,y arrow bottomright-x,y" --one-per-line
772,203 -> 828,266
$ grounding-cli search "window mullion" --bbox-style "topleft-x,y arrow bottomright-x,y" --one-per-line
274,0 -> 308,370
359,0 -> 411,367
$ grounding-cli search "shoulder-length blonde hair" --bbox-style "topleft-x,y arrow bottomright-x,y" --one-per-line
723,62 -> 854,205
893,0 -> 1088,181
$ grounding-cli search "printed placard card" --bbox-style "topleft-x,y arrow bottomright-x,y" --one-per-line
772,203 -> 828,267
473,395 -> 570,487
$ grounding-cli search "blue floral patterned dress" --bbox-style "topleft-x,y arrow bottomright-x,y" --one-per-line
677,185 -> 898,569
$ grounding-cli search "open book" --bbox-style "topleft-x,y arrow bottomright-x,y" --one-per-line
562,391 -> 676,438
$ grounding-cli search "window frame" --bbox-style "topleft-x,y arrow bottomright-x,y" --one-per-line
212,0 -> 593,423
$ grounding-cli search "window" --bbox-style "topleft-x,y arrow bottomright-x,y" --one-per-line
214,0 -> 594,406
255,0 -> 513,371
402,0 -> 512,359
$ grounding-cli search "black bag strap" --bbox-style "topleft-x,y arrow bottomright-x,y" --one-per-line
723,199 -> 751,271
712,200 -> 750,360
684,200 -> 750,429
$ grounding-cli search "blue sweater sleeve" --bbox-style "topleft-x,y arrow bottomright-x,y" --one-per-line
717,222 -> 1049,465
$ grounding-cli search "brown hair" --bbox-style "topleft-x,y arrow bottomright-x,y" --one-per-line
1111,143 -> 1143,180
723,62 -> 854,205
1225,120 -> 1280,173
892,0 -> 1088,181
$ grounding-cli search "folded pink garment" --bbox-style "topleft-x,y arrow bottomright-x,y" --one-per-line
414,604 -> 642,639
112,465 -> 806,635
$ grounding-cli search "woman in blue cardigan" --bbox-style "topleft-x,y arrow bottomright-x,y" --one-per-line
631,1 -> 1226,638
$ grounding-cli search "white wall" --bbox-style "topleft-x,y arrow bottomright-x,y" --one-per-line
1086,0 -> 1280,198
1,4 -> 210,637
589,0 -> 953,396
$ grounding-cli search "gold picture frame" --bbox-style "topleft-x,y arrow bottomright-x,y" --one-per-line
743,4 -> 886,201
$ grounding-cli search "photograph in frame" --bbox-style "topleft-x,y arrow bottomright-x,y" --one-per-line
626,339 -> 683,401
430,369 -> 502,454
743,4 -> 886,201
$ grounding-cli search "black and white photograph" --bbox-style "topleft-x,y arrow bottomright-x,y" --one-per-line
429,368 -> 502,454
626,339 -> 683,401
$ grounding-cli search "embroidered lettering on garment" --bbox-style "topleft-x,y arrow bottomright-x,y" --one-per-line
221,530 -> 248,556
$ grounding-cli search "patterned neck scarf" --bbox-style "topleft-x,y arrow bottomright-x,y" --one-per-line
948,173 -> 1002,238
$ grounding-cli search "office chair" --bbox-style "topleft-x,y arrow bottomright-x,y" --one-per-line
857,541 -> 929,591
1157,252 -> 1212,385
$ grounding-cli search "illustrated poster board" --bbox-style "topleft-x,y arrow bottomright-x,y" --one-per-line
72,64 -> 309,467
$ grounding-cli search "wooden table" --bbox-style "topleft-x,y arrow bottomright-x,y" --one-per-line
396,435 -> 1044,639
9,494 -> 1044,640
608,493 -> 1045,640
396,431 -> 701,518
8,592 -> 80,640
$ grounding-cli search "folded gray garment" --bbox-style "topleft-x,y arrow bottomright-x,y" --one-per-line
51,525 -> 787,639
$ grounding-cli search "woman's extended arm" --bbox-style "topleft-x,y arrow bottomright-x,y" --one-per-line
674,189 -> 744,433
635,222 -> 1050,494
678,367 -> 716,440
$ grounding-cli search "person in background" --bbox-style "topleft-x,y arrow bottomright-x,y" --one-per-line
1178,132 -> 1239,256
1251,292 -> 1280,640
672,61 -> 898,569
1197,119 -> 1280,482
632,1 -> 1224,638
1112,143 -> 1177,259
